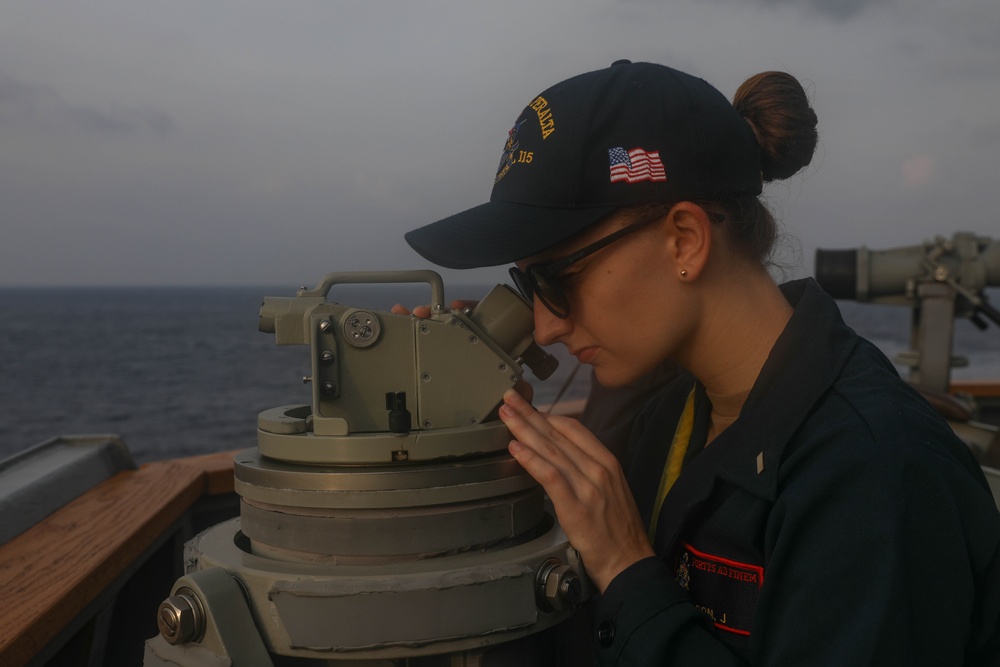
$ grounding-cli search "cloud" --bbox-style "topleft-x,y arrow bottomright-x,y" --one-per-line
719,0 -> 887,20
1,0 -> 997,287
901,154 -> 934,189
970,122 -> 1000,147
0,70 -> 174,137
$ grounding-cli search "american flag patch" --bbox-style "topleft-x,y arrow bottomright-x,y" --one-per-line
608,147 -> 666,183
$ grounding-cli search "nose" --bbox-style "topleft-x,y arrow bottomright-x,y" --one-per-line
531,297 -> 572,346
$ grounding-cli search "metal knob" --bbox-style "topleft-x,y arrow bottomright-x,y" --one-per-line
157,588 -> 205,645
535,558 -> 583,612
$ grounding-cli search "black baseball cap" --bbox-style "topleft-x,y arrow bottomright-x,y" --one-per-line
405,60 -> 762,269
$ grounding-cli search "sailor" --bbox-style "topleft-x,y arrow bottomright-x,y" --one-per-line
404,61 -> 1000,665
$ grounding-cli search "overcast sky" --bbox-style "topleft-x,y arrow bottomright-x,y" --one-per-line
2,0 -> 998,288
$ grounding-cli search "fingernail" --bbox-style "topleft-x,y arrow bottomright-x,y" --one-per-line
508,440 -> 523,455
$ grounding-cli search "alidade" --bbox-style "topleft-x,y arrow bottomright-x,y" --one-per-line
144,271 -> 589,666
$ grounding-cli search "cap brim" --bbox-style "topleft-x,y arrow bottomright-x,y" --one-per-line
405,201 -> 617,269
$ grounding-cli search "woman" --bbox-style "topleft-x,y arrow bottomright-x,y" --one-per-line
405,61 -> 1000,665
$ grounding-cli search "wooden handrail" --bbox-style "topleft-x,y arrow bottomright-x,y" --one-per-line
0,450 -> 238,667
951,380 -> 1000,399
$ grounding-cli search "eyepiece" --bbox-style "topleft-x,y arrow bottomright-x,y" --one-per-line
815,234 -> 1000,304
815,249 -> 859,300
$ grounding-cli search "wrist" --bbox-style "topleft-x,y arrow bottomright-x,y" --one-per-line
593,544 -> 656,593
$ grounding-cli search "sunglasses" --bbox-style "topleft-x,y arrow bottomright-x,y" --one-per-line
510,207 -> 726,318
508,214 -> 662,319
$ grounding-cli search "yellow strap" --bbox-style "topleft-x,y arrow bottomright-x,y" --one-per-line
647,388 -> 696,543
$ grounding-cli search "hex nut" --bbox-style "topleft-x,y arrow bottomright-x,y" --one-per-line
157,589 -> 205,645
536,558 -> 582,612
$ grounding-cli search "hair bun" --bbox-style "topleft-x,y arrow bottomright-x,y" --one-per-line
733,72 -> 818,182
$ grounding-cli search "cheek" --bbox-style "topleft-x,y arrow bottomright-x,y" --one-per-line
581,260 -> 684,378
595,250 -> 666,310
574,263 -> 652,333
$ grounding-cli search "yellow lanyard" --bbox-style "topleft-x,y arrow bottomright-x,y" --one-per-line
647,388 -> 696,543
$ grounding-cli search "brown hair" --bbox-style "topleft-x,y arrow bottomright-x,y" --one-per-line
622,72 -> 817,269
734,71 -> 818,182
718,71 -> 818,267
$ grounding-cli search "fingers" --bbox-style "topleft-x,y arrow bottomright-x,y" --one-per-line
500,390 -> 582,475
502,390 -> 614,465
502,386 -> 534,415
500,390 -> 615,502
394,300 -> 478,319
499,388 -> 655,591
502,410 -> 586,523
450,299 -> 479,311
500,389 -> 569,459
390,304 -> 432,318
514,379 -> 534,403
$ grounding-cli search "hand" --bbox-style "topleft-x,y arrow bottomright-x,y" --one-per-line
391,299 -> 479,319
499,389 -> 654,592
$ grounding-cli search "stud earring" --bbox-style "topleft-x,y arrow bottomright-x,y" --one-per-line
680,270 -> 688,277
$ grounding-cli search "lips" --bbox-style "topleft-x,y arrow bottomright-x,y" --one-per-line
571,346 -> 598,364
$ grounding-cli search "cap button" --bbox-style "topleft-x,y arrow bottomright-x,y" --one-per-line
611,59 -> 632,67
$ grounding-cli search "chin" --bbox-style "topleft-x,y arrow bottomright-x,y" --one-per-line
592,365 -> 642,389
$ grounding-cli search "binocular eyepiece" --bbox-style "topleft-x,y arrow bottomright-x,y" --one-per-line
815,232 -> 1000,328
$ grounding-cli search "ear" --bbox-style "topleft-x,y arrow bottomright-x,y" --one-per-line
667,201 -> 714,280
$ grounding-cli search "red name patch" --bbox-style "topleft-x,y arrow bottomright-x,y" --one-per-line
674,543 -> 764,637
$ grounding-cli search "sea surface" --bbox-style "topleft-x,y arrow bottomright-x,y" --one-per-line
1,284 -> 998,463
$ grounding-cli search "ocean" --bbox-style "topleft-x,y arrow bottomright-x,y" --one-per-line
2,284 -> 998,464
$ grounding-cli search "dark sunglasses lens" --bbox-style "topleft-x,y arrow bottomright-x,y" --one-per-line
531,269 -> 569,317
509,268 -> 535,302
